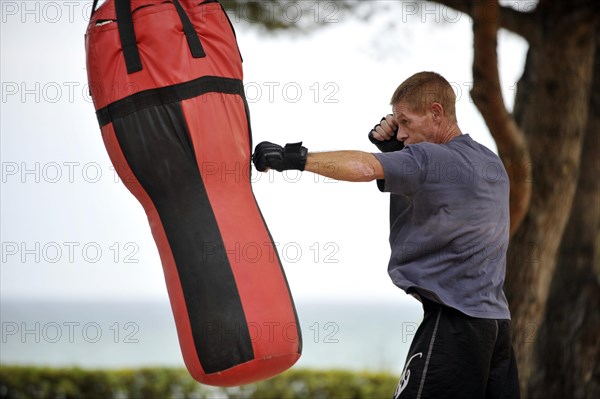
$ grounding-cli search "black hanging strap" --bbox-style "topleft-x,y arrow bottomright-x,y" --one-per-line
115,0 -> 143,74
173,0 -> 206,58
109,0 -> 205,75
90,0 -> 100,19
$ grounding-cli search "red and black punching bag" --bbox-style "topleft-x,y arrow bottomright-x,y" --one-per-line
85,0 -> 302,386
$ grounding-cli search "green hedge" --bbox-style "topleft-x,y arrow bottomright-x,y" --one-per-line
0,366 -> 398,399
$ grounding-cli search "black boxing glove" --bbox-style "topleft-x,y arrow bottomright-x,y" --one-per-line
368,117 -> 404,153
253,141 -> 308,172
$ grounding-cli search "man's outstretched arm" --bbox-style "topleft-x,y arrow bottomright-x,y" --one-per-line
252,141 -> 384,183
304,151 -> 384,182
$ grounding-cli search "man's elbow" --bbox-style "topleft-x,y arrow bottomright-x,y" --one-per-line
352,161 -> 382,182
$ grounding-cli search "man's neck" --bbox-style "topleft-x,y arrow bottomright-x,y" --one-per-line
436,123 -> 462,144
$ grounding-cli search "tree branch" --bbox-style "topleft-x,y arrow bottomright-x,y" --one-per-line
430,0 -> 472,17
432,0 -> 538,41
471,0 -> 531,237
499,6 -> 538,42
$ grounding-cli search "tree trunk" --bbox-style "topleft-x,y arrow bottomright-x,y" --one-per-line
527,25 -> 600,399
428,2 -> 598,397
505,4 -> 596,394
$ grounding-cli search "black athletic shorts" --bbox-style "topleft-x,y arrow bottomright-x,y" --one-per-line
393,298 -> 520,399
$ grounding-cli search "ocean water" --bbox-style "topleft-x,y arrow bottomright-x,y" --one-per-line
0,300 -> 423,375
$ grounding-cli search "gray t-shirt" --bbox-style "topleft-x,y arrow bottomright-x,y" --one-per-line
374,134 -> 511,319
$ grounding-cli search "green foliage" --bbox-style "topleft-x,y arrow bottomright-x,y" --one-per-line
0,366 -> 205,399
0,365 -> 398,399
250,369 -> 398,399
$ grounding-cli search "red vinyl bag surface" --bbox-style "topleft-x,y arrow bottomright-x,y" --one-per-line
85,0 -> 302,386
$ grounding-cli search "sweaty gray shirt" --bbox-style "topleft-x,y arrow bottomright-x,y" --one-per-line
374,134 -> 511,319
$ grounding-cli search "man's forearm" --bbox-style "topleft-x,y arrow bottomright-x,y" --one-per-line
304,151 -> 384,182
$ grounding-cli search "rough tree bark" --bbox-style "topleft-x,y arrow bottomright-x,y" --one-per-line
528,25 -> 600,399
505,2 -> 595,395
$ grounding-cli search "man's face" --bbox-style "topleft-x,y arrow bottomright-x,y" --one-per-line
392,101 -> 437,146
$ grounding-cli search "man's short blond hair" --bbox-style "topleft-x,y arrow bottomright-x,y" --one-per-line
390,72 -> 457,121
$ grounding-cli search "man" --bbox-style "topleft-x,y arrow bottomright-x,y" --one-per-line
253,71 -> 520,399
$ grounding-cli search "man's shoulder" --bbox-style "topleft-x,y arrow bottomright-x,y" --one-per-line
442,134 -> 502,162
394,134 -> 502,164
409,139 -> 455,160
451,134 -> 498,155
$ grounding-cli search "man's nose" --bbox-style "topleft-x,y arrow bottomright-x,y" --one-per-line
396,127 -> 407,141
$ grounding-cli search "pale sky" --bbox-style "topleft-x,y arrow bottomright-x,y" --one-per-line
0,0 -> 528,306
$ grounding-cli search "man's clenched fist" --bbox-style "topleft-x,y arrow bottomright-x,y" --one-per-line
368,114 -> 404,153
252,141 -> 308,172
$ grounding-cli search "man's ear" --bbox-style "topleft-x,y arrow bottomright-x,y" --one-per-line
430,102 -> 444,122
